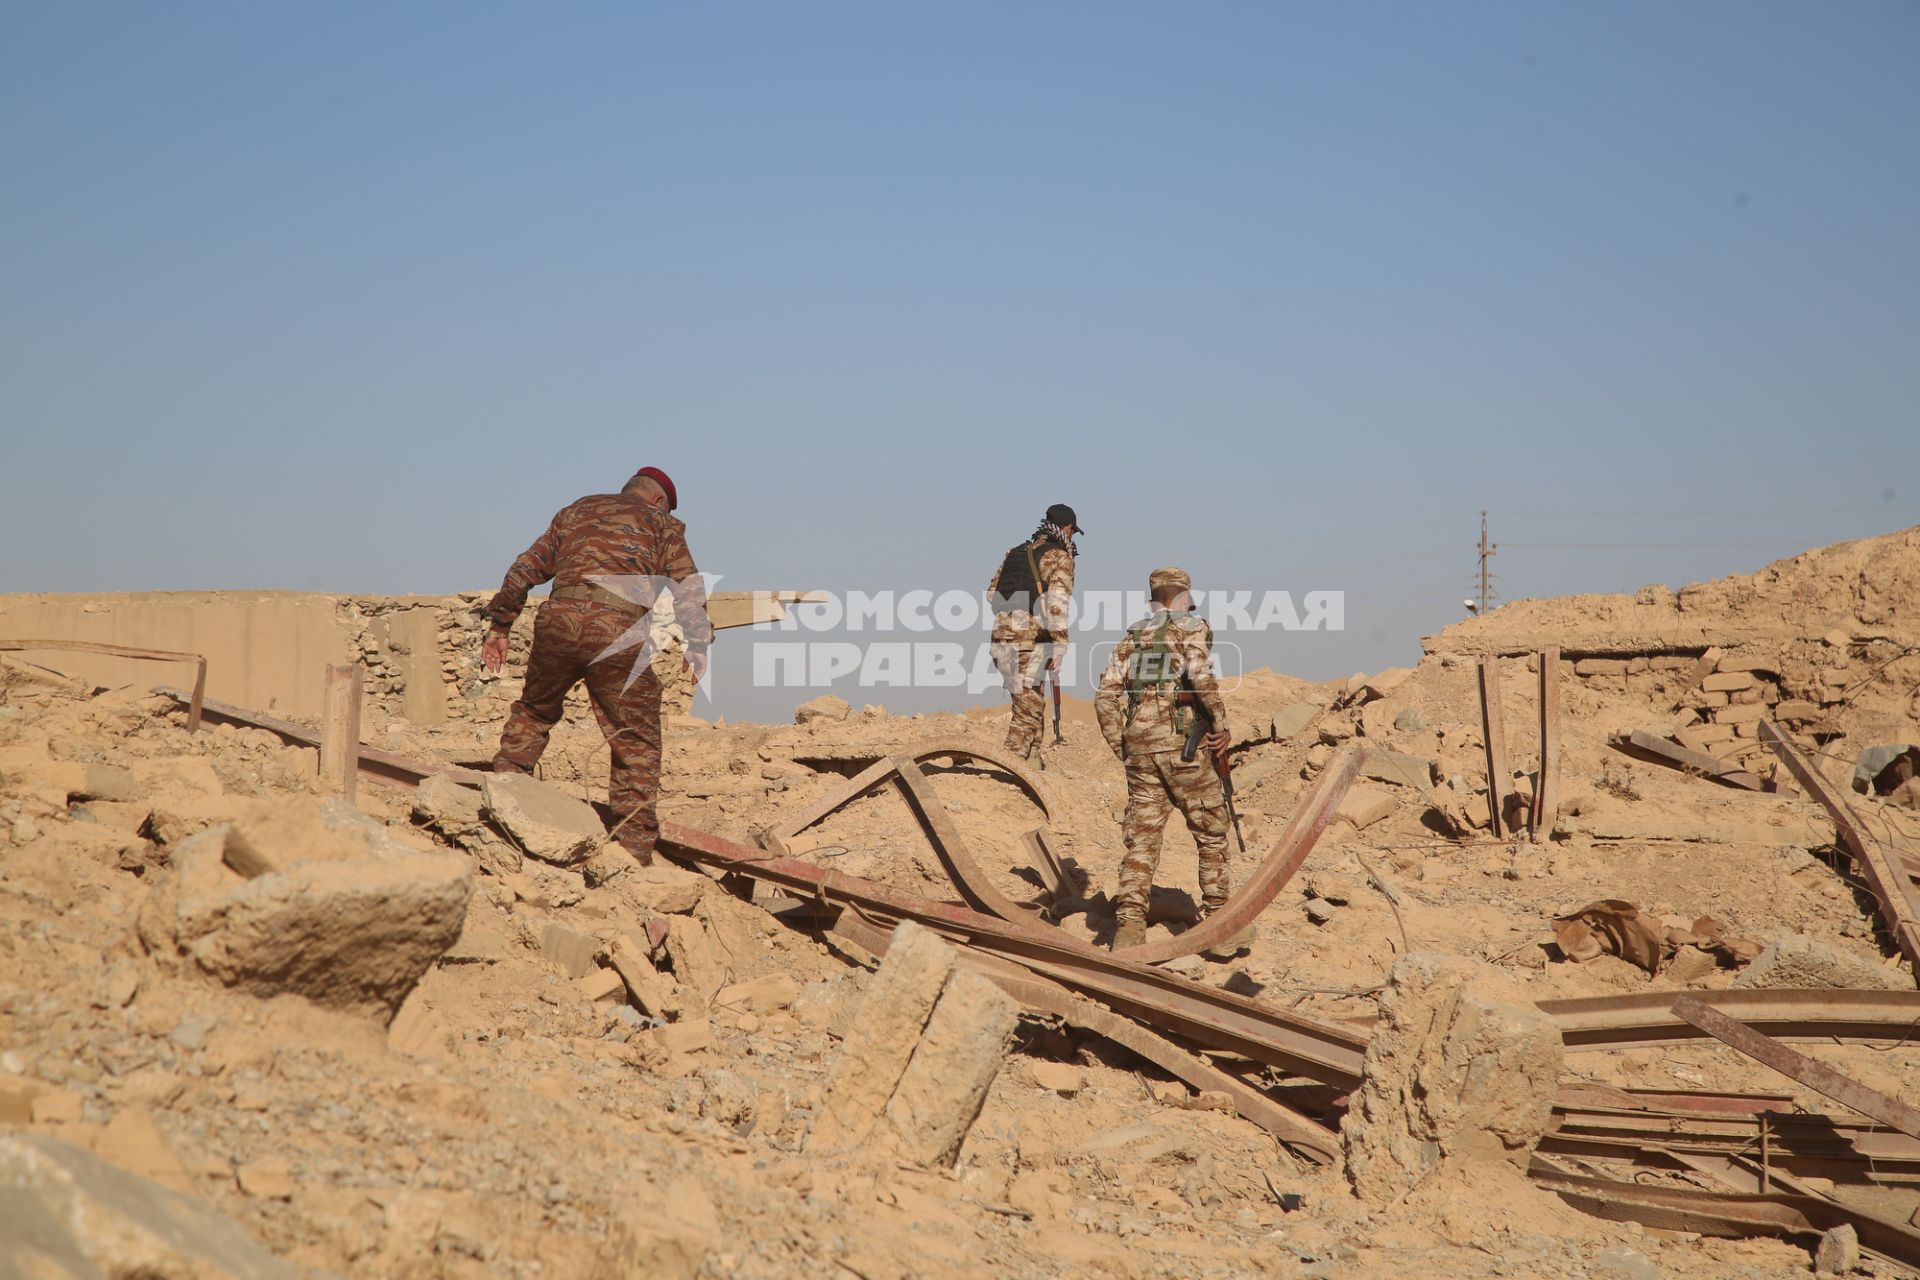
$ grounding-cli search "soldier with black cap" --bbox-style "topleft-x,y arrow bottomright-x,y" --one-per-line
986,503 -> 1080,759
481,465 -> 710,870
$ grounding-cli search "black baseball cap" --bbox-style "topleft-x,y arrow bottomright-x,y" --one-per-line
1046,503 -> 1082,534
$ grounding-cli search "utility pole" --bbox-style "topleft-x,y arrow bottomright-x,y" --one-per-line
1477,510 -> 1497,614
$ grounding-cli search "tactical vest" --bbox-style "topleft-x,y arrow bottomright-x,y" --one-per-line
1124,612 -> 1200,736
990,536 -> 1066,615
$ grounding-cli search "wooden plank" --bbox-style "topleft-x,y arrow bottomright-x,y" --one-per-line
1608,730 -> 1764,791
1760,720 -> 1920,974
1479,655 -> 1511,837
1531,646 -> 1560,842
319,664 -> 364,804
1671,996 -> 1920,1140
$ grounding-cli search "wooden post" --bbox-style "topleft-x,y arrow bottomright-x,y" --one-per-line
320,664 -> 363,803
1532,647 -> 1560,843
1479,654 -> 1511,838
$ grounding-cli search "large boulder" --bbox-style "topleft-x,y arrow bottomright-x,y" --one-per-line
1343,953 -> 1562,1204
0,1134 -> 300,1280
137,798 -> 471,1023
482,772 -> 603,866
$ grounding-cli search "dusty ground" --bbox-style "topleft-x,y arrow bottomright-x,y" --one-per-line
5,526 -> 1920,1278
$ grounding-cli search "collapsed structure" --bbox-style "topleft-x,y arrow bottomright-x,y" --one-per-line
2,525 -> 1919,1278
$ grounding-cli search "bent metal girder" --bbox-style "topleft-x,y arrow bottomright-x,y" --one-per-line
760,736 -> 1364,965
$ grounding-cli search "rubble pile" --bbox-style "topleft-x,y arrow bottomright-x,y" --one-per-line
3,525 -> 1920,1278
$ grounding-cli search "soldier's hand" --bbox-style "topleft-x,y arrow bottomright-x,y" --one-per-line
1045,649 -> 1063,672
481,635 -> 509,673
1203,727 -> 1231,756
684,648 -> 709,684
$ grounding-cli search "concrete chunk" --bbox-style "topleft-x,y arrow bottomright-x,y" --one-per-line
1360,750 -> 1432,789
809,921 -> 955,1153
135,799 -> 471,1024
1701,671 -> 1753,692
884,968 -> 1021,1168
1731,934 -> 1910,992
1343,954 -> 1562,1204
1336,786 -> 1395,830
483,773 -> 603,866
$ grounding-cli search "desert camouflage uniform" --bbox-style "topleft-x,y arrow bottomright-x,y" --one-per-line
1095,608 -> 1231,926
987,538 -> 1074,756
486,493 -> 709,863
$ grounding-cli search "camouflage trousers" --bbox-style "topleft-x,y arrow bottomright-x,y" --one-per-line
991,638 -> 1050,757
493,600 -> 664,862
1113,750 -> 1231,926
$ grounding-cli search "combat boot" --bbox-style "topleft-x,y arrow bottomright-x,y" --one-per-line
1112,918 -> 1147,951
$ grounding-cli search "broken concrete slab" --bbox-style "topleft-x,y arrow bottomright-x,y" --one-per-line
714,974 -> 801,1014
93,1106 -> 193,1196
1730,934 -> 1910,992
1335,786 -> 1394,830
1359,749 -> 1432,789
1343,953 -> 1562,1204
883,968 -> 1020,1168
0,1134 -> 301,1280
482,772 -> 603,866
809,920 -> 955,1153
539,921 -> 601,980
135,799 -> 471,1023
1269,702 -> 1320,741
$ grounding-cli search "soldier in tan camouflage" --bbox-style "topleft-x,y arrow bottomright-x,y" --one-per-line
987,503 -> 1079,759
1095,567 -> 1249,957
481,466 -> 710,867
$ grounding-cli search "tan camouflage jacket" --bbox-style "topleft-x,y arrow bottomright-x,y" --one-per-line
486,494 -> 708,642
1095,608 -> 1229,758
986,540 -> 1075,645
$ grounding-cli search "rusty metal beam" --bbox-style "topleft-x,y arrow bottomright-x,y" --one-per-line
1531,647 -> 1560,842
152,687 -> 486,791
1671,996 -> 1920,1140
1760,719 -> 1920,974
1608,729 -> 1763,791
1478,654 -> 1511,836
1115,743 -> 1363,964
891,754 -> 1044,922
1538,988 -> 1920,1050
1530,1162 -> 1920,1270
7,641 -> 207,732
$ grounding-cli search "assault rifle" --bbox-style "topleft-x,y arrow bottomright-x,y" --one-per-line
1177,691 -> 1246,853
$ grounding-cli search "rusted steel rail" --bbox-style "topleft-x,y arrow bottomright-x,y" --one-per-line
1761,719 -> 1920,975
661,819 -> 1374,1085
1673,996 -> 1920,1139
1532,647 -> 1560,841
154,687 -> 486,790
1115,744 -> 1361,964
1608,729 -> 1763,791
1539,988 -> 1920,1050
8,641 -> 208,731
1530,1161 -> 1920,1270
1478,655 -> 1512,836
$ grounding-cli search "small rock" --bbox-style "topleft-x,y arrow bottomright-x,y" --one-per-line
795,695 -> 851,724
1334,786 -> 1394,830
1025,1061 -> 1083,1096
1158,955 -> 1206,978
236,1155 -> 296,1200
1814,1223 -> 1859,1276
1392,708 -> 1427,733
168,1019 -> 209,1052
1593,1246 -> 1662,1280
1305,900 -> 1339,925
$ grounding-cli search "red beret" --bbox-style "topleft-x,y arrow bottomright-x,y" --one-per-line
632,466 -> 677,511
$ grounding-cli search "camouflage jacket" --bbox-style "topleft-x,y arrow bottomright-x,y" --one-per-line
486,494 -> 709,646
986,539 -> 1075,644
1095,608 -> 1229,757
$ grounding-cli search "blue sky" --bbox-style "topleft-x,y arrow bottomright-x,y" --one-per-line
2,2 -> 1914,718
